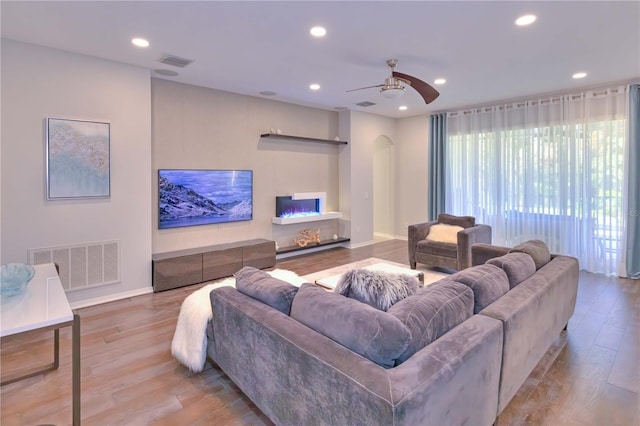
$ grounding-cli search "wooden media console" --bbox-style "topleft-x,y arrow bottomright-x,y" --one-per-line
152,239 -> 276,292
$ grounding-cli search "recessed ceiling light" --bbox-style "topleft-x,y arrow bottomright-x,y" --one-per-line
434,78 -> 446,85
131,38 -> 149,48
309,83 -> 321,91
572,72 -> 587,79
398,106 -> 408,111
259,90 -> 277,96
515,14 -> 537,26
310,26 -> 327,37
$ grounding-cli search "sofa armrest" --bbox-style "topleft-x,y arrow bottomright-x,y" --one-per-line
471,243 -> 510,266
408,221 -> 438,268
457,224 -> 492,269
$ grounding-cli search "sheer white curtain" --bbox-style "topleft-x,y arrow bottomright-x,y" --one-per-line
445,86 -> 628,275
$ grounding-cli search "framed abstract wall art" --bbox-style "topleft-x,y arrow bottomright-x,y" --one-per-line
46,117 -> 111,199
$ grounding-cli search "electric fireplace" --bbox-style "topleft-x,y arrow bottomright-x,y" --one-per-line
276,196 -> 320,218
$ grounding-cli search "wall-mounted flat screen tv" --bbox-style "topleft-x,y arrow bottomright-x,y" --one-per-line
158,169 -> 253,229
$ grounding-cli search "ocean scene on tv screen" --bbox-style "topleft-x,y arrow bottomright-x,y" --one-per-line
159,169 -> 252,229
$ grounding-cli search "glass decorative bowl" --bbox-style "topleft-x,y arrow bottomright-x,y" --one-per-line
0,263 -> 35,298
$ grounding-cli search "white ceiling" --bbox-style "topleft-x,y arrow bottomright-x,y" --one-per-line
2,1 -> 639,118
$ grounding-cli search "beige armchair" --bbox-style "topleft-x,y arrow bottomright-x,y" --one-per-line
408,213 -> 492,271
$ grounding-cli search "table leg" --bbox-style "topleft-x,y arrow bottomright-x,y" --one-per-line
54,328 -> 60,369
72,313 -> 81,426
0,328 -> 62,386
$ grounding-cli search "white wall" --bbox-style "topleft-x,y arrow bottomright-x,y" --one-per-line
373,135 -> 395,237
341,110 -> 397,246
395,115 -> 430,237
151,78 -> 341,253
1,40 -> 152,306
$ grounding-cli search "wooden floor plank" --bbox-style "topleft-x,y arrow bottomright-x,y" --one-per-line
1,239 -> 638,425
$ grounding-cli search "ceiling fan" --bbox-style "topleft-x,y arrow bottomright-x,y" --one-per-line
347,59 -> 440,104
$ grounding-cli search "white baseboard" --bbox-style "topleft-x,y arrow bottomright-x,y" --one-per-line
347,239 -> 376,249
70,286 -> 154,310
373,233 -> 407,241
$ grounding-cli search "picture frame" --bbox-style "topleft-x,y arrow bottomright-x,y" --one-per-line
46,117 -> 111,200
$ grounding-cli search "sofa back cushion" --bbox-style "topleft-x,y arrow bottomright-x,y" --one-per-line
486,253 -> 536,289
437,213 -> 476,229
234,266 -> 299,315
334,269 -> 420,311
509,240 -> 551,270
450,264 -> 510,313
290,283 -> 411,368
387,280 -> 474,365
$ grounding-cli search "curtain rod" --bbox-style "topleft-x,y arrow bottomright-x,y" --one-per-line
447,86 -> 626,117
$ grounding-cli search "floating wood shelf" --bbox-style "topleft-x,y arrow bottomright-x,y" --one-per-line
272,212 -> 343,225
276,237 -> 350,255
260,133 -> 348,145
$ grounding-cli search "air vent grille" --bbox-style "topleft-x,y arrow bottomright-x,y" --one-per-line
356,101 -> 376,107
28,240 -> 121,292
158,54 -> 194,68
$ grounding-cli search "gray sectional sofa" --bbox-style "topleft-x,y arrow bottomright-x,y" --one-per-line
205,240 -> 578,425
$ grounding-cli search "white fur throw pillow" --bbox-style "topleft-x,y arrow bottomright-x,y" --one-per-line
426,223 -> 463,244
334,269 -> 420,311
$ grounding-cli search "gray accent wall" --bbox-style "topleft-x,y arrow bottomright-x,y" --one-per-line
151,78 -> 341,253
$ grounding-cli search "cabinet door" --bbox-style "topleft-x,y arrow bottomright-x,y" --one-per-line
153,254 -> 202,292
203,247 -> 243,282
243,241 -> 276,269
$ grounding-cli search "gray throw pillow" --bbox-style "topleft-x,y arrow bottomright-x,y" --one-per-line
486,253 -> 536,288
388,280 -> 474,365
234,266 -> 299,315
290,283 -> 411,368
437,213 -> 476,229
450,264 -> 509,313
334,268 -> 420,311
509,240 -> 551,269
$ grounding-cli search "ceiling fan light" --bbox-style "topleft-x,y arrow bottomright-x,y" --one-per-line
381,87 -> 405,99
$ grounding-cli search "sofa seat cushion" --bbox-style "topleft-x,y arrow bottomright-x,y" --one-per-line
438,213 -> 476,229
486,253 -> 536,289
290,283 -> 411,368
450,264 -> 510,313
425,223 -> 464,244
234,266 -> 299,315
509,240 -> 551,270
416,239 -> 458,258
387,280 -> 474,365
334,268 -> 420,311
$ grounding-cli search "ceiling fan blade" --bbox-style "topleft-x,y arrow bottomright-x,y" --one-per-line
392,71 -> 440,104
346,84 -> 384,93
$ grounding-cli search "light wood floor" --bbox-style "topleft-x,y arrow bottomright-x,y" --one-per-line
1,240 -> 638,425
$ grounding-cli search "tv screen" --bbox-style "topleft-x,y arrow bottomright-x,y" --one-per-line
158,169 -> 253,229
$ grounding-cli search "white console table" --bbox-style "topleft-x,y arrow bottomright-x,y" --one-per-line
1,263 -> 80,426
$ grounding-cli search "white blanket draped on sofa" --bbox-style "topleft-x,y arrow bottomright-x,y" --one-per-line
171,269 -> 307,372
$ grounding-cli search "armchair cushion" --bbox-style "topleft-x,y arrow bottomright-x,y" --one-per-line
438,213 -> 476,229
417,240 -> 458,258
426,223 -> 464,244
